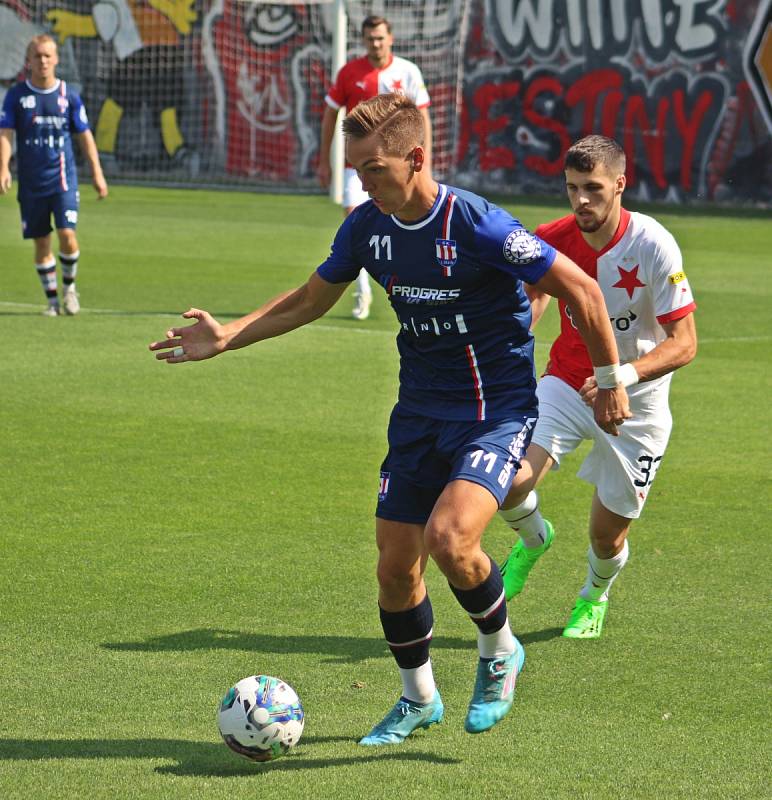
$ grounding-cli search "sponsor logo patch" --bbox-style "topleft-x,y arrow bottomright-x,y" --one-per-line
668,271 -> 686,284
390,285 -> 460,302
503,229 -> 542,265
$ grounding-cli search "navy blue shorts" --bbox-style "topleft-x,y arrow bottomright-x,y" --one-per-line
376,406 -> 538,525
20,190 -> 80,239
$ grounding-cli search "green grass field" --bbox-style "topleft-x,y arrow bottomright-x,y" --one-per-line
0,187 -> 769,799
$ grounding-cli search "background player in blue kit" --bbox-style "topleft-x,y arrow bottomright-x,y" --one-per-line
0,35 -> 107,317
149,94 -> 630,744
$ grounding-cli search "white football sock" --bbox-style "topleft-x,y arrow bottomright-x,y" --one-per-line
580,540 -> 630,602
478,622 -> 516,659
36,258 -> 58,303
399,660 -> 436,704
59,250 -> 79,285
499,491 -> 549,548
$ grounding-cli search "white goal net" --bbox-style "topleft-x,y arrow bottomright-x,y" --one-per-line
13,0 -> 470,189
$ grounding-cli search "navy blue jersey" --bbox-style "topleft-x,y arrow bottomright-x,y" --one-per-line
0,80 -> 90,197
317,184 -> 557,421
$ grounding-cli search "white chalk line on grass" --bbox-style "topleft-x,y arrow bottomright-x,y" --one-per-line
0,301 -> 768,345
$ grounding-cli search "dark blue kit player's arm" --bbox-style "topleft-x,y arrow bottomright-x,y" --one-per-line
316,211 -> 363,285
68,89 -> 108,198
0,85 -> 19,194
150,215 -> 360,363
476,207 -> 631,435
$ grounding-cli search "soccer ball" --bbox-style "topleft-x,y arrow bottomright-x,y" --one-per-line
217,675 -> 304,762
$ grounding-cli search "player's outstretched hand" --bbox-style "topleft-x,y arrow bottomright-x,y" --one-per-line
588,381 -> 632,436
149,308 -> 227,364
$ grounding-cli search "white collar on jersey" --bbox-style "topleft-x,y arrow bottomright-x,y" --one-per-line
390,184 -> 448,230
25,78 -> 62,95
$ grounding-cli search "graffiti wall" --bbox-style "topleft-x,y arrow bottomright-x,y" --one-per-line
1,0 -> 770,203
458,0 -> 772,203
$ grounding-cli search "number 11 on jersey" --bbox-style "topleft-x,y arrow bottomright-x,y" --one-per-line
369,235 -> 392,260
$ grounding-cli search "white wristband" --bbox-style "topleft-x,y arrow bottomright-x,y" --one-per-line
594,362 -> 639,388
593,363 -> 622,389
619,362 -> 639,387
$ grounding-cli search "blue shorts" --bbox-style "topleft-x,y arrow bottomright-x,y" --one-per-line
20,190 -> 80,239
376,406 -> 538,525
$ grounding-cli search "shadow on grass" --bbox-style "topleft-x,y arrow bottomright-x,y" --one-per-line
0,735 -> 460,777
102,628 -> 562,662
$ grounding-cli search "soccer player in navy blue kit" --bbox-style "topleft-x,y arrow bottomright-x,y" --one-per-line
0,35 -> 107,316
150,94 -> 630,744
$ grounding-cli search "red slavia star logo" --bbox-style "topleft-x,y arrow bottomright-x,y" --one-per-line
613,264 -> 646,298
391,79 -> 403,92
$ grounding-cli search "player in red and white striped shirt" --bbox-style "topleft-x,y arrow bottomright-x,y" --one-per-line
317,15 -> 431,320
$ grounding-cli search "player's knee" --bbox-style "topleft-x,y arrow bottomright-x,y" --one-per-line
58,229 -> 78,250
375,558 -> 421,597
423,519 -> 466,573
589,528 -> 629,558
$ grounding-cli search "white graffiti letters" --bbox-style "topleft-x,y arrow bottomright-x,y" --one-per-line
488,0 -> 724,61
235,64 -> 290,132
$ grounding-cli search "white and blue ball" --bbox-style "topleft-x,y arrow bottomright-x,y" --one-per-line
217,675 -> 304,761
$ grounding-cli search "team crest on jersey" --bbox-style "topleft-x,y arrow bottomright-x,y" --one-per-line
503,229 -> 541,265
57,96 -> 69,113
613,264 -> 646,299
435,238 -> 457,276
378,471 -> 391,501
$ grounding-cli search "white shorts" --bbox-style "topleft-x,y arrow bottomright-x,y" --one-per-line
343,167 -> 369,209
532,375 -> 673,519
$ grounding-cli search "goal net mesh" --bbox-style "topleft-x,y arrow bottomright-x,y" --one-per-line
14,0 -> 469,189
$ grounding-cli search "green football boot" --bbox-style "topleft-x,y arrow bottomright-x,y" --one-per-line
501,519 -> 554,600
562,597 -> 608,639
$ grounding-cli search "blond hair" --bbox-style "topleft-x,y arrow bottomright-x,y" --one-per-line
342,93 -> 424,156
27,34 -> 58,60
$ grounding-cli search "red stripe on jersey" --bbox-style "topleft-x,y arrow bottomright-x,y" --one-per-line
656,301 -> 696,325
465,344 -> 486,421
442,192 -> 456,238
